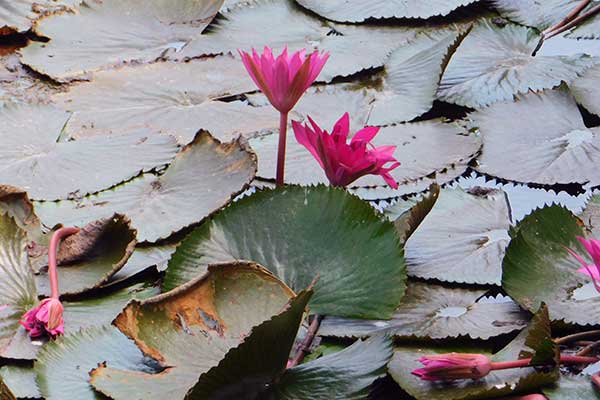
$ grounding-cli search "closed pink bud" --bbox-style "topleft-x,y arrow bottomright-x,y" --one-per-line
412,353 -> 492,381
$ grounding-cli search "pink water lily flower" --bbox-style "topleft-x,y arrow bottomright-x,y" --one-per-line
20,298 -> 64,339
566,236 -> 600,292
412,353 -> 492,381
292,112 -> 400,188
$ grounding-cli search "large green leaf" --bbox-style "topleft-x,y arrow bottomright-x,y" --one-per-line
87,262 -> 295,399
0,365 -> 39,399
34,132 -> 257,243
0,104 -> 178,200
0,0 -> 78,34
543,373 -> 600,400
389,305 -> 558,400
398,187 -> 512,285
175,0 -> 415,82
473,87 -> 600,186
572,64 -> 600,117
165,185 -> 406,319
54,56 -> 279,145
319,281 -> 528,340
20,0 -> 224,81
294,0 -> 479,22
438,20 -> 594,108
502,205 -> 600,325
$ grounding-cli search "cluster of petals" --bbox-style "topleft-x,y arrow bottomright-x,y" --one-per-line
412,353 -> 492,381
293,112 -> 400,188
20,298 -> 64,339
567,236 -> 600,292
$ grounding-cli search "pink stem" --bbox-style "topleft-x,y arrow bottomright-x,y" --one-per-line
543,0 -> 592,35
276,112 -> 288,187
490,355 -> 598,371
48,227 -> 80,299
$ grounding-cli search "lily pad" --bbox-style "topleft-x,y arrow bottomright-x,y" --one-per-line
34,131 -> 257,243
55,56 -> 279,145
502,205 -> 600,325
473,87 -> 600,186
110,244 -> 178,283
389,305 -> 558,400
294,0 -> 479,22
437,20 -> 594,108
390,184 -> 441,243
0,0 -> 78,34
0,365 -> 39,400
176,0 -> 415,82
20,0 -> 224,81
0,104 -> 178,200
86,262 -> 296,399
398,187 -> 512,285
319,281 -> 528,340
581,193 -> 600,236
165,185 -> 406,319
572,64 -> 600,117
543,373 -> 600,400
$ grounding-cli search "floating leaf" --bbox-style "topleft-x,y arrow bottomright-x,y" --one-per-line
543,373 -> 600,400
34,132 -> 257,243
110,244 -> 178,283
390,184 -> 440,243
572,64 -> 600,117
320,281 -> 528,340
294,0 -> 479,22
438,20 -> 594,108
0,104 -> 178,200
55,56 -> 278,145
0,365 -> 39,400
388,305 -> 558,400
20,0 -> 224,81
396,187 -> 512,285
0,0 -> 78,34
473,87 -> 600,186
176,0 -> 415,82
503,205 -> 600,325
166,185 -> 405,319
87,262 -> 295,399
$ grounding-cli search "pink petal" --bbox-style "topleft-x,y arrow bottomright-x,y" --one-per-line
351,126 -> 379,145
331,113 -> 351,142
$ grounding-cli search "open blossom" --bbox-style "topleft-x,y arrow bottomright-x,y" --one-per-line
412,353 -> 492,381
292,112 -> 400,188
566,236 -> 600,292
238,46 -> 329,114
20,298 -> 64,339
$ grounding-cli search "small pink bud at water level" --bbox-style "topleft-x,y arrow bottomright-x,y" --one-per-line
20,298 -> 64,339
566,236 -> 600,292
412,353 -> 492,381
293,112 -> 400,188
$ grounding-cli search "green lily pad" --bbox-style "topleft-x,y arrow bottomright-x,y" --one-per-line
572,64 -> 600,117
36,215 -> 137,297
0,365 -> 39,399
473,87 -> 600,186
294,0 -> 479,22
438,20 -> 594,108
502,205 -> 600,325
85,262 -> 296,399
176,0 -> 415,82
34,131 -> 257,243
320,281 -> 528,340
110,244 -> 178,283
0,0 -> 78,34
397,187 -> 512,285
543,373 -> 600,400
165,185 -> 406,319
389,305 -> 558,400
20,0 -> 224,81
0,104 -> 178,200
55,56 -> 279,145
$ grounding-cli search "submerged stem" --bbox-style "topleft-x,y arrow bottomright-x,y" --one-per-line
288,314 -> 323,368
555,330 -> 600,345
490,355 -> 598,371
276,112 -> 288,187
48,227 -> 80,299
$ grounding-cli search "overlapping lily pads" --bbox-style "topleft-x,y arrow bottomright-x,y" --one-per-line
473,87 -> 600,186
34,132 -> 257,243
294,0 -> 480,22
0,365 -> 39,399
320,281 -> 528,340
572,64 -> 600,117
0,104 -> 178,200
0,0 -> 78,34
20,0 -> 224,81
166,185 -> 406,319
438,20 -> 594,108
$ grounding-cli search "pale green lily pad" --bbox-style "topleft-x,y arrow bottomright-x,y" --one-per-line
0,0 -> 79,34
0,365 -> 39,399
543,373 -> 600,400
572,63 -> 600,117
110,244 -> 178,283
0,104 -> 178,200
438,20 -> 594,108
34,132 -> 257,243
165,185 -> 406,319
473,87 -> 600,186
20,0 -> 224,81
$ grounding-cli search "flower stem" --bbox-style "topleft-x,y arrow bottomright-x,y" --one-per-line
577,340 -> 600,357
276,112 -> 288,187
543,0 -> 592,36
490,355 -> 598,371
545,2 -> 600,40
48,227 -> 80,299
287,314 -> 323,368
555,330 -> 600,345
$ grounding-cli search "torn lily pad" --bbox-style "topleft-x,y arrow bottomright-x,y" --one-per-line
320,281 -> 528,340
166,185 -> 406,319
438,20 -> 594,108
0,365 -> 39,400
473,87 -> 600,186
34,131 -> 257,243
20,0 -> 224,81
0,0 -> 78,34
0,104 -> 178,200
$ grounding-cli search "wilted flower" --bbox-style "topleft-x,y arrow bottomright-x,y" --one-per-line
292,112 -> 400,188
412,353 -> 492,381
566,236 -> 600,292
20,298 -> 64,339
